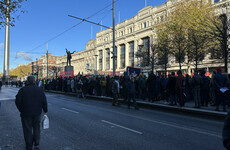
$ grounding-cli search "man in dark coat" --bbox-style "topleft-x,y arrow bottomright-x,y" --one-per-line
200,70 -> 210,107
147,73 -> 157,102
167,72 -> 177,105
15,76 -> 48,150
213,67 -> 229,111
176,70 -> 185,108
127,77 -> 139,109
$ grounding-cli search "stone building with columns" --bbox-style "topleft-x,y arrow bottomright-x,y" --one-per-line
57,0 -> 230,76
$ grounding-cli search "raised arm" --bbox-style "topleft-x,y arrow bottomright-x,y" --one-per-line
71,51 -> 76,54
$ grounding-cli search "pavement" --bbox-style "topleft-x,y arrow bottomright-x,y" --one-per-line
45,90 -> 228,120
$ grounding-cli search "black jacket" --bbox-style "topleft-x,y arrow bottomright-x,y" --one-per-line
167,76 -> 177,95
15,83 -> 48,116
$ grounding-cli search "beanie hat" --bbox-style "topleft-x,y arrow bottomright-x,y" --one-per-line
216,67 -> 222,73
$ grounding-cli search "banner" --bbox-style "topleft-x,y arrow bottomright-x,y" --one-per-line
60,71 -> 74,78
110,72 -> 120,76
127,66 -> 142,76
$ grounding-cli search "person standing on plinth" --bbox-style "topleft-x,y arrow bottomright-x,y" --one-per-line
66,48 -> 75,66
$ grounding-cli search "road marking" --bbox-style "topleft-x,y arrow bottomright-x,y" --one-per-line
102,120 -> 143,135
108,110 -> 222,138
61,108 -> 79,114
51,96 -> 221,138
0,98 -> 14,101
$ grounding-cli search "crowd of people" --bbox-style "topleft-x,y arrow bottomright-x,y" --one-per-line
20,67 -> 228,111
3,67 -> 230,111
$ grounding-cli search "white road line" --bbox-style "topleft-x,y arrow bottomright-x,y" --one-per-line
61,108 -> 79,114
102,120 -> 143,135
0,98 -> 14,101
104,110 -> 222,138
51,97 -> 221,138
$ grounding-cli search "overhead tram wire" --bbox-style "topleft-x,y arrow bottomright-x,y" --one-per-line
26,0 -> 120,54
68,15 -> 111,29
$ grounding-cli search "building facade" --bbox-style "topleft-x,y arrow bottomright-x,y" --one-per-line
31,53 -> 61,79
57,0 -> 230,76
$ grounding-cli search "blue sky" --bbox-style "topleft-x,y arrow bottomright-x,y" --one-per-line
0,0 -> 167,73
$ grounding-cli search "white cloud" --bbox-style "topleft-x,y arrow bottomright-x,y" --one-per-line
15,51 -> 32,61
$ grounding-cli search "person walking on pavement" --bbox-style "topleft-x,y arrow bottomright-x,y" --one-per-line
176,70 -> 186,108
200,70 -> 210,107
213,67 -> 229,111
70,77 -> 75,93
167,72 -> 177,106
112,76 -> 120,106
138,74 -> 147,101
15,76 -> 48,150
127,77 -> 139,109
147,73 -> 157,102
190,70 -> 202,108
122,74 -> 129,102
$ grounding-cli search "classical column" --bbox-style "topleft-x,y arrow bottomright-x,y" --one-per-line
117,45 -> 121,70
102,49 -> 106,71
125,43 -> 129,67
134,40 -> 138,67
110,47 -> 113,71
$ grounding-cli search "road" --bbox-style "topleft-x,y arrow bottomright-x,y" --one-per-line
0,86 -> 226,150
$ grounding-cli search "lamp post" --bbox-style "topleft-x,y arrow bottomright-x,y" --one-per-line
3,0 -> 10,83
112,0 -> 116,76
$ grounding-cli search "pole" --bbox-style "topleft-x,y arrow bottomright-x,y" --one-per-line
3,0 -> 10,82
36,58 -> 38,81
113,0 -> 116,76
47,43 -> 48,79
32,62 -> 34,75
